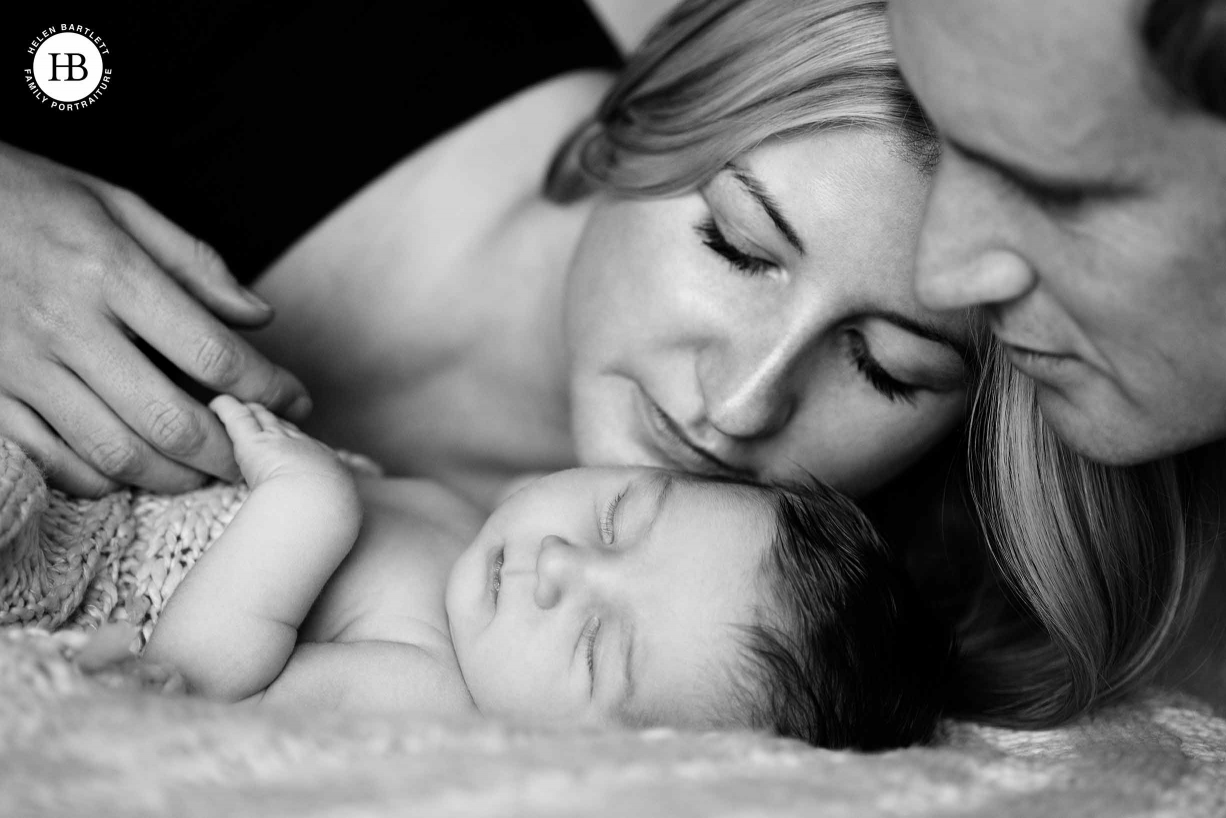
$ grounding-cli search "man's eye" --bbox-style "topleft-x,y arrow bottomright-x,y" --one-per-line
599,490 -> 626,544
695,217 -> 774,276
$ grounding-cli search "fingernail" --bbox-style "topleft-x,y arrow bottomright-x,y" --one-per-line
286,395 -> 313,420
241,289 -> 272,311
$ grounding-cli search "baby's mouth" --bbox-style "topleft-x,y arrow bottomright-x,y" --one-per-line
490,547 -> 504,607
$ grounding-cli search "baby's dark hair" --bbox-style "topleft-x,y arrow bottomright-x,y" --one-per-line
730,477 -> 954,750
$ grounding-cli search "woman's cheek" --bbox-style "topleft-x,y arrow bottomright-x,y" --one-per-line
818,395 -> 964,494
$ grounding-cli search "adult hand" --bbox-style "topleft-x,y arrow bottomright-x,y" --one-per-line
0,141 -> 311,496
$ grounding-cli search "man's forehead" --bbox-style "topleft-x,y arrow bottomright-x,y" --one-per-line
891,0 -> 1162,174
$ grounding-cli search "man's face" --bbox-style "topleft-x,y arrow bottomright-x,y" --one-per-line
891,0 -> 1226,463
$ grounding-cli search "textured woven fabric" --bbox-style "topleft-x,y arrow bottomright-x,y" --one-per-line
0,438 -> 246,647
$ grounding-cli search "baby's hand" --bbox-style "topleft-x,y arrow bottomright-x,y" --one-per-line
209,395 -> 349,488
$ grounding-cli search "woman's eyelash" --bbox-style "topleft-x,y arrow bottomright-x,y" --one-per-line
695,218 -> 774,276
600,490 -> 626,544
583,617 -> 601,694
846,332 -> 918,405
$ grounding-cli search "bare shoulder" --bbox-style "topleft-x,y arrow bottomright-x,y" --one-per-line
585,0 -> 681,54
254,70 -> 611,346
300,477 -> 483,644
412,69 -> 615,213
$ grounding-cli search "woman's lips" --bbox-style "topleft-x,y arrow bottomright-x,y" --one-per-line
637,390 -> 747,478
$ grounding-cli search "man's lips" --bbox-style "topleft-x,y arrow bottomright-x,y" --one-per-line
639,392 -> 746,478
999,338 -> 1072,360
1001,341 -> 1081,383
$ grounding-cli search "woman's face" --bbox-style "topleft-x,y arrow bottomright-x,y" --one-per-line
564,130 -> 973,496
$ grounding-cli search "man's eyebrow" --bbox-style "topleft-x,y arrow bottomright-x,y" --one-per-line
872,309 -> 975,370
945,136 -> 1137,205
726,164 -> 806,255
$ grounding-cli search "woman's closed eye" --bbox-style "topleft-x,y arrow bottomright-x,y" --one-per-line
845,331 -> 919,405
695,217 -> 775,276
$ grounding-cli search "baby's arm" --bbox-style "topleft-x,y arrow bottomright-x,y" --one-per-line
245,640 -> 476,715
144,396 -> 363,701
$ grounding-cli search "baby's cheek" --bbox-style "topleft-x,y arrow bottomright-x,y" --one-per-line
464,657 -> 577,724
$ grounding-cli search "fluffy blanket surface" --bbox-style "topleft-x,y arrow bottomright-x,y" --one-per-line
1,438 -> 1224,817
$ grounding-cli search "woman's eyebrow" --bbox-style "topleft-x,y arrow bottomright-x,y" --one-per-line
725,163 -> 806,255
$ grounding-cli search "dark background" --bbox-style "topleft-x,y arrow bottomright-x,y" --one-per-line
4,1 -> 620,282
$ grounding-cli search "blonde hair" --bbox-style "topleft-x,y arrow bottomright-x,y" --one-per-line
545,0 -> 937,201
956,344 -> 1223,726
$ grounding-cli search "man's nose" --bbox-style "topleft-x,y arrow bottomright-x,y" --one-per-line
915,247 -> 1036,312
913,157 -> 1038,312
534,535 -> 586,610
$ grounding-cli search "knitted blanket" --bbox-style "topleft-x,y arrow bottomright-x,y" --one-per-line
1,438 -> 1224,817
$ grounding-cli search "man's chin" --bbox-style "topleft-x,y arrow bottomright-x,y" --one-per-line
1035,390 -> 1206,466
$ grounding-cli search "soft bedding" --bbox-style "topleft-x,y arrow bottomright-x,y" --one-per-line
1,437 -> 1223,817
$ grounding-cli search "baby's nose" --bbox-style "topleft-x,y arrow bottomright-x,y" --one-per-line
534,535 -> 581,609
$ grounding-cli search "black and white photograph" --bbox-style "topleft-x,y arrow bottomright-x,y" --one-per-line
2,1 -> 1224,815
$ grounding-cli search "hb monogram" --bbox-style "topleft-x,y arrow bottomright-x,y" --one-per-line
47,53 -> 89,81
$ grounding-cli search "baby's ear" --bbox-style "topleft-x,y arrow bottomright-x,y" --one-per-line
0,438 -> 49,560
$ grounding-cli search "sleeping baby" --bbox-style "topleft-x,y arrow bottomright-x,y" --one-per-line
143,396 -> 953,750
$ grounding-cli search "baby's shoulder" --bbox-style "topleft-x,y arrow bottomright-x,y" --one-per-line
358,476 -> 487,541
302,477 -> 481,644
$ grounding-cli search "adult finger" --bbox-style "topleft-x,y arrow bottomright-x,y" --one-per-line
0,396 -> 119,497
52,319 -> 242,486
29,363 -> 216,493
105,245 -> 312,421
90,181 -> 274,328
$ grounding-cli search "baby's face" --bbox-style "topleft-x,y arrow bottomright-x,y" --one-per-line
445,467 -> 772,729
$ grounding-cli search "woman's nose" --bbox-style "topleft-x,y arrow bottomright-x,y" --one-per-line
533,534 -> 584,610
697,330 -> 799,440
913,158 -> 1038,312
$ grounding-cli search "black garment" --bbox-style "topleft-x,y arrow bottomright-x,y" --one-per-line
5,2 -> 620,281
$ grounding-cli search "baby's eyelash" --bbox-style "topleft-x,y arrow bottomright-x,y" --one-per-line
695,217 -> 774,276
600,490 -> 626,544
583,617 -> 601,696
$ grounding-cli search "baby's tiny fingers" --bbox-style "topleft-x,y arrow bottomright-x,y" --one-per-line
243,401 -> 286,433
210,394 -> 262,437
